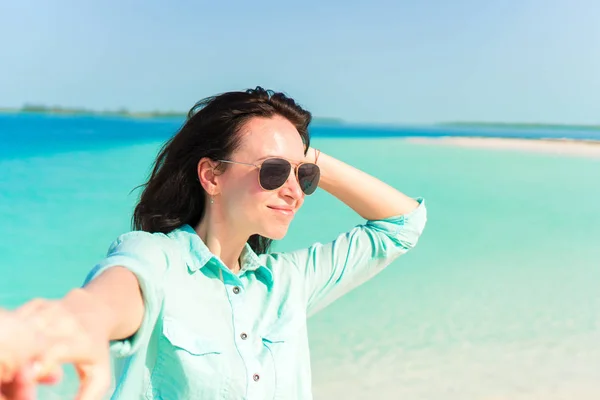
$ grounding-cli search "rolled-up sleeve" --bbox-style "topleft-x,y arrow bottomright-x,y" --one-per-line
82,231 -> 170,358
286,198 -> 427,316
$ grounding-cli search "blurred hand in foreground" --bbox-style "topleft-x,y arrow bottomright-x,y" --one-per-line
0,307 -> 58,400
0,291 -> 112,400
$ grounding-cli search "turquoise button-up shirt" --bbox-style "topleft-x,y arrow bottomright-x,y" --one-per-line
83,198 -> 427,400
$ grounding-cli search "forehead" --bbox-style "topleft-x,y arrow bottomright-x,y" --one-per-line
235,116 -> 305,161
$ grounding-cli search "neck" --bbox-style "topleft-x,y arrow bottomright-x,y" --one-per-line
194,207 -> 248,274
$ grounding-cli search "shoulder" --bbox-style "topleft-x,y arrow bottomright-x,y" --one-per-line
106,230 -> 178,267
256,251 -> 303,283
108,230 -> 171,249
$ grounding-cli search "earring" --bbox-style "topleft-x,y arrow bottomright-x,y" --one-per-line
210,196 -> 214,204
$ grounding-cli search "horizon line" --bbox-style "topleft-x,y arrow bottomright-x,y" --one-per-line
1,105 -> 599,130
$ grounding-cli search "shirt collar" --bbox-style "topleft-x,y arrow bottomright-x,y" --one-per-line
172,224 -> 274,287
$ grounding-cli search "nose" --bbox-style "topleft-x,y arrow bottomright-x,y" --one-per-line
280,168 -> 303,200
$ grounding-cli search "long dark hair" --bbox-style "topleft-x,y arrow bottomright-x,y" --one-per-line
132,87 -> 312,254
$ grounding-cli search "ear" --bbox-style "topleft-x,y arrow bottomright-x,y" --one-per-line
197,157 -> 221,195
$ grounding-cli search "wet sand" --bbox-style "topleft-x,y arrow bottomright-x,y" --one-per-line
405,136 -> 600,158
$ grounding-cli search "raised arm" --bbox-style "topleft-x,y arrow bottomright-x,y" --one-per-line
313,148 -> 420,220
282,148 -> 427,316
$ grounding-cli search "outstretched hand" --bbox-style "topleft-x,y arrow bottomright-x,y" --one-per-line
0,307 -> 57,400
0,293 -> 112,400
1,364 -> 62,400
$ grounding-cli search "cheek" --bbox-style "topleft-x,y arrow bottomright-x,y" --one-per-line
222,169 -> 258,197
222,174 -> 266,212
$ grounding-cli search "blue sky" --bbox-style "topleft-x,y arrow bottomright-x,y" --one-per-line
1,0 -> 599,125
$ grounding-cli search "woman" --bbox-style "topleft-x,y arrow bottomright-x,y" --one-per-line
1,87 -> 427,399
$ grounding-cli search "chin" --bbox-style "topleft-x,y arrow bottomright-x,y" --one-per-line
260,225 -> 290,241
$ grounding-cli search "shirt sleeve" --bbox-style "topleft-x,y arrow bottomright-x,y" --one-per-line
81,231 -> 170,358
284,198 -> 427,316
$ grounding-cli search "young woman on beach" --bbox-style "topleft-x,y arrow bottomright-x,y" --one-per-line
0,87 -> 427,400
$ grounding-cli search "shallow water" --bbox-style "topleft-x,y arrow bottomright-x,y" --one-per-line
1,116 -> 599,399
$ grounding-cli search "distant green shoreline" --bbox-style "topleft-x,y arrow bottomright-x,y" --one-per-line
2,106 -> 599,131
0,106 -> 186,119
439,122 -> 600,131
0,106 -> 344,124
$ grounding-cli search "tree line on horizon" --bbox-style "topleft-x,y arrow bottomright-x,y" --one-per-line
2,103 -> 345,123
14,103 -> 185,118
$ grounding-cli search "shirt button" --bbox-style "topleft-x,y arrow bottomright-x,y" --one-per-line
240,333 -> 248,340
253,374 -> 260,382
233,286 -> 240,294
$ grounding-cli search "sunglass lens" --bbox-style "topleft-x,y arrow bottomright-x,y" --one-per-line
298,163 -> 320,195
259,158 -> 291,190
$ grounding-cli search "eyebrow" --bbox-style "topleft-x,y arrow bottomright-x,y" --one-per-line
255,154 -> 279,161
254,155 -> 305,165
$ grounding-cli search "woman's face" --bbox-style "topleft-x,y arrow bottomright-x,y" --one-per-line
216,115 -> 307,240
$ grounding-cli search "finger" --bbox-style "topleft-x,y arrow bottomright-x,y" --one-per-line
27,313 -> 95,375
37,370 -> 63,385
14,301 -> 65,344
34,337 -> 97,380
5,303 -> 55,364
0,365 -> 36,400
17,302 -> 59,337
0,329 -> 42,382
13,299 -> 47,319
32,342 -> 71,379
32,362 -> 63,385
76,365 -> 111,400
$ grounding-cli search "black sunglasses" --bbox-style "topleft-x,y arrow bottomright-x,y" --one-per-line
218,157 -> 320,195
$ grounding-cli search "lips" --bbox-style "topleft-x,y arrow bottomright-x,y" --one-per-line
267,205 -> 295,215
268,205 -> 293,211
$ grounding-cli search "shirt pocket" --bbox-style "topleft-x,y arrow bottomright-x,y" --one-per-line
261,323 -> 301,396
151,317 -> 225,399
163,320 -> 222,356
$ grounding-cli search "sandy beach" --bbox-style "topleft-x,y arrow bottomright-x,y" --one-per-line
405,136 -> 600,158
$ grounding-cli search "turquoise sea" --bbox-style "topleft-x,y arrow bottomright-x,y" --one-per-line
1,114 -> 599,399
